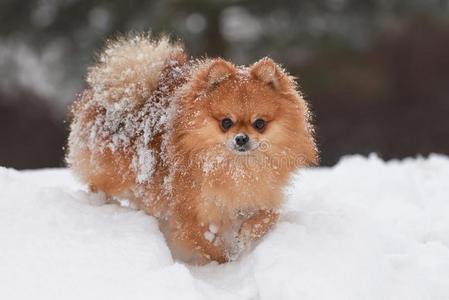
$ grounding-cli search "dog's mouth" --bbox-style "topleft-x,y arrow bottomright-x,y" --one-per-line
228,142 -> 260,155
235,146 -> 249,152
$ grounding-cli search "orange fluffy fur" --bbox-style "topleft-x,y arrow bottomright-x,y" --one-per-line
67,34 -> 318,265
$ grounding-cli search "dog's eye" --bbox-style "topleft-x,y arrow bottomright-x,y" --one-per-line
221,118 -> 234,131
253,119 -> 266,131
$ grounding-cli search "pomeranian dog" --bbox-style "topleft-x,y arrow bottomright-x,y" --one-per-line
67,34 -> 317,265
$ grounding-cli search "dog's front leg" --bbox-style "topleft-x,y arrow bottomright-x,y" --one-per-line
161,212 -> 228,265
226,209 -> 278,260
238,209 -> 279,242
186,221 -> 228,264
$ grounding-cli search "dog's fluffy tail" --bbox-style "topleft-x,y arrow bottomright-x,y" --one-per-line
86,33 -> 184,105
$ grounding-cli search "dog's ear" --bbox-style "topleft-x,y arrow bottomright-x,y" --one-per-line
250,57 -> 291,93
204,59 -> 236,89
189,59 -> 236,99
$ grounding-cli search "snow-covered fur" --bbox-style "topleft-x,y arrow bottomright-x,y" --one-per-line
67,34 -> 317,264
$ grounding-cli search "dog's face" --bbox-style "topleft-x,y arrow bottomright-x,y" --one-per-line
172,58 -> 317,177
205,77 -> 282,156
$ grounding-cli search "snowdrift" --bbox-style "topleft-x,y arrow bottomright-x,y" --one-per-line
1,155 -> 449,300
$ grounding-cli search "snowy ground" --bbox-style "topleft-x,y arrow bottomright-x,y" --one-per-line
1,154 -> 449,300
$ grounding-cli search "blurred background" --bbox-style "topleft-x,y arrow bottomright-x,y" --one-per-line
1,0 -> 448,169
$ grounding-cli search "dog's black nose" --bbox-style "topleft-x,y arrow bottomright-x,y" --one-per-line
234,133 -> 249,146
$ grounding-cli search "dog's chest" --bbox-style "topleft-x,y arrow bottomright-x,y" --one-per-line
197,188 -> 255,223
197,191 -> 256,232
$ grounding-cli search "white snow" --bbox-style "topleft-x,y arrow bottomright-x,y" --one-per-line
204,231 -> 216,243
1,154 -> 449,300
